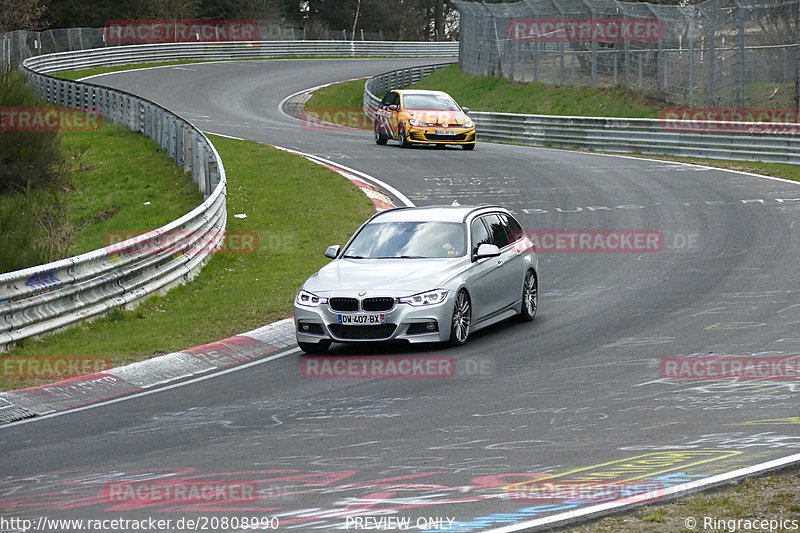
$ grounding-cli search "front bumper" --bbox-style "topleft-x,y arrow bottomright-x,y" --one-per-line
294,296 -> 454,345
406,126 -> 476,145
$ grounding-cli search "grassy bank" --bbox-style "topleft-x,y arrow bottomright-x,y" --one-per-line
411,65 -> 664,117
0,121 -> 201,273
2,135 -> 374,391
63,123 -> 202,254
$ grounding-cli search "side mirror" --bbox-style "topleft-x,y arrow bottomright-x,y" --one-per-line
462,107 -> 470,114
324,245 -> 340,259
475,243 -> 500,260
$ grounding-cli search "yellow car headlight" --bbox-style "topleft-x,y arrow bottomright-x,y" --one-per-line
408,118 -> 431,128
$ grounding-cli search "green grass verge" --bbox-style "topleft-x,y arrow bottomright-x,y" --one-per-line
305,77 -> 373,130
1,135 -> 375,391
614,154 -> 800,182
411,65 -> 664,117
0,121 -> 202,273
63,122 -> 202,254
567,465 -> 800,532
307,77 -> 371,109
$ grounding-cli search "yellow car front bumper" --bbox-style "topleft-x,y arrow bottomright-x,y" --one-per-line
406,127 -> 477,145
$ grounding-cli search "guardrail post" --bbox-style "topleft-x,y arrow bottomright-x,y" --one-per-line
155,108 -> 164,146
207,154 -> 220,192
161,113 -> 170,152
175,122 -> 184,168
143,103 -> 152,140
167,116 -> 177,159
183,128 -> 192,174
192,134 -> 204,190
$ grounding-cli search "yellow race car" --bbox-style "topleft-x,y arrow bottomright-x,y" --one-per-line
374,89 -> 476,150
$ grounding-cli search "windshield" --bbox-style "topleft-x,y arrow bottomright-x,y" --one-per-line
342,221 -> 467,259
402,94 -> 460,111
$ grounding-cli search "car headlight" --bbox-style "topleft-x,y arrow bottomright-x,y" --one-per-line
463,120 -> 475,129
399,289 -> 449,306
408,118 -> 431,128
296,289 -> 328,307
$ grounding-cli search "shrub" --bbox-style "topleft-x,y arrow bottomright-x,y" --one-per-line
0,67 -> 69,193
0,67 -> 72,273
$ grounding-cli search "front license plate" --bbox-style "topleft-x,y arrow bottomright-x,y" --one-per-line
435,130 -> 457,136
338,313 -> 386,325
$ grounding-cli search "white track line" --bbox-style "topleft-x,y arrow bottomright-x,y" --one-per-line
1,347 -> 301,429
483,451 -> 800,532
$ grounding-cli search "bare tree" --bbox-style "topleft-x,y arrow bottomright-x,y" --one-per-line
351,0 -> 361,40
145,0 -> 202,19
0,0 -> 47,33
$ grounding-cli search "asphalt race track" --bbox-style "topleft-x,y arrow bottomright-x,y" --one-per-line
2,59 -> 800,532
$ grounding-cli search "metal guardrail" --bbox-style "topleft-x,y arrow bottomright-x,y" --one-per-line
1,41 -> 457,353
0,59 -> 227,353
23,41 -> 459,74
363,65 -> 800,165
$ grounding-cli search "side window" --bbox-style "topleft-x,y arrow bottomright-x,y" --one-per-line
380,93 -> 392,108
484,214 -> 510,249
470,217 -> 492,256
501,213 -> 524,242
392,92 -> 401,107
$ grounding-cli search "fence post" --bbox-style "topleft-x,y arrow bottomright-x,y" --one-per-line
708,20 -> 716,106
624,22 -> 631,86
736,0 -> 746,109
797,0 -> 800,115
688,21 -> 695,108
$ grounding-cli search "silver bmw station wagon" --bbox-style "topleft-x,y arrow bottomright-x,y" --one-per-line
293,205 -> 538,353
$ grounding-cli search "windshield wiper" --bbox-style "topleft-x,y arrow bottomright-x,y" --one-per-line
342,254 -> 367,259
375,255 -> 426,259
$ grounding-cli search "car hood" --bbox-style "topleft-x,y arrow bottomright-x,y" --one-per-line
303,257 -> 467,296
405,110 -> 471,126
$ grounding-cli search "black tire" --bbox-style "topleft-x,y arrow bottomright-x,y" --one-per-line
374,126 -> 388,145
448,290 -> 471,346
398,125 -> 411,148
515,269 -> 538,322
463,143 -> 476,151
298,340 -> 331,354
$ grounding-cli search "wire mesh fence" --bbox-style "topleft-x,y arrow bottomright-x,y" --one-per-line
1,25 -> 386,70
454,0 -> 800,110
